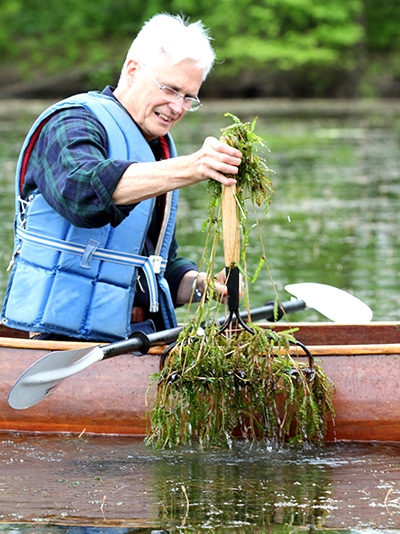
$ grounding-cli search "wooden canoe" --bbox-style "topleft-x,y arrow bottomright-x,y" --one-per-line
1,322 -> 400,442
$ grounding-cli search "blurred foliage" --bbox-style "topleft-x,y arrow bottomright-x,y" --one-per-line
365,0 -> 400,51
0,0 -> 399,97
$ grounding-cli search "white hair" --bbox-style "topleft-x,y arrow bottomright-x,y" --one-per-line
123,13 -> 216,81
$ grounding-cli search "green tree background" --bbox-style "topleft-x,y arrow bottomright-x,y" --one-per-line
0,0 -> 399,98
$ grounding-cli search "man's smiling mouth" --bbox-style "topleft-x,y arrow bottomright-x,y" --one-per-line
156,112 -> 173,122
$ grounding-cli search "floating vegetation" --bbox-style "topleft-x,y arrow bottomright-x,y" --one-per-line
146,114 -> 335,449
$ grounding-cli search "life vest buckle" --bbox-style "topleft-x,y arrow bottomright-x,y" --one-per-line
149,255 -> 162,274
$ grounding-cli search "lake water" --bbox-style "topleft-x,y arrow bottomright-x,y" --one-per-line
1,434 -> 400,532
0,98 -> 400,532
0,99 -> 400,320
175,99 -> 400,323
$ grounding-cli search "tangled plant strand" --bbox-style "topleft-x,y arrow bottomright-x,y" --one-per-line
146,114 -> 335,449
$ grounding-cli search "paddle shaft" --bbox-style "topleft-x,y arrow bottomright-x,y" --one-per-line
101,298 -> 307,360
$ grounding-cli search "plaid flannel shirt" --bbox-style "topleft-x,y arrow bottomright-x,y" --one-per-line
21,87 -> 197,307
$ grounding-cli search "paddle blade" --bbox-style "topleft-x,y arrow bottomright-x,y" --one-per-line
284,282 -> 373,323
8,345 -> 104,410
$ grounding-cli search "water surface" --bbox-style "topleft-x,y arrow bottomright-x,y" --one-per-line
1,433 -> 400,531
1,99 -> 400,321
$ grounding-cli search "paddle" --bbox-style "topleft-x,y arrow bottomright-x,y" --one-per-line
7,282 -> 372,410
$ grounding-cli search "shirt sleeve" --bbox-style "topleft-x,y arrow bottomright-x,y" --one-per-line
164,234 -> 198,305
23,107 -> 136,228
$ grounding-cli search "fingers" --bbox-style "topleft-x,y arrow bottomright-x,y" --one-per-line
214,137 -> 242,165
196,268 -> 244,306
192,137 -> 242,185
214,279 -> 229,305
211,137 -> 242,178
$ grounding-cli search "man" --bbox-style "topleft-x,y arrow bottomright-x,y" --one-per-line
1,13 -> 242,342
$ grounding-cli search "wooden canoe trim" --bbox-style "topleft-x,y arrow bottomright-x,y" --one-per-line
293,343 -> 400,356
0,322 -> 399,356
1,321 -> 400,441
0,336 -> 165,355
0,337 -> 96,351
1,335 -> 398,357
149,342 -> 400,357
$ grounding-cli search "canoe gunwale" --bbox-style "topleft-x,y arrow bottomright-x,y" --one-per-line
1,321 -> 400,441
1,321 -> 400,354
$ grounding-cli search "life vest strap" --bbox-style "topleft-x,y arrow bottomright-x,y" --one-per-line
15,225 -> 165,313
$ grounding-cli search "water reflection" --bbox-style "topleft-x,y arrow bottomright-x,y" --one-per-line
150,443 -> 332,529
1,434 -> 400,531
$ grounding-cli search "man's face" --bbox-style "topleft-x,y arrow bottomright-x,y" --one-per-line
117,56 -> 203,141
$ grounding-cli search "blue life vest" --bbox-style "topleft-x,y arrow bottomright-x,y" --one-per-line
1,91 -> 179,341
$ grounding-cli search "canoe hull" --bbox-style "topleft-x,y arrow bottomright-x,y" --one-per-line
1,322 -> 400,442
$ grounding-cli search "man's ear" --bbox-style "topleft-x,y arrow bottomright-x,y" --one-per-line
125,59 -> 141,82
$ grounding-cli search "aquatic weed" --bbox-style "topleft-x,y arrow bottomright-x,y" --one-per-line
146,323 -> 335,448
146,114 -> 335,449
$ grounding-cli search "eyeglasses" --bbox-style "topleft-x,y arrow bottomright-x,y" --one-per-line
144,65 -> 202,112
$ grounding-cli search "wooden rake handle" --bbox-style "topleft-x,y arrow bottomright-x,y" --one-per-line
221,183 -> 240,268
220,183 -> 254,333
221,182 -> 242,317
220,135 -> 240,268
219,137 -> 254,334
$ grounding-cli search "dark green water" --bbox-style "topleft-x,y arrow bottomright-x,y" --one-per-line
0,99 -> 399,320
173,100 -> 400,322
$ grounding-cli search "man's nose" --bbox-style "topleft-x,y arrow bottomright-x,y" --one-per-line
168,97 -> 185,113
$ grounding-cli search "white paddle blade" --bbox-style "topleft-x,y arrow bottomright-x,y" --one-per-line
284,282 -> 373,323
8,345 -> 104,410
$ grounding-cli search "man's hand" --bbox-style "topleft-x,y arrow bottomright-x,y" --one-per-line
177,268 -> 244,306
189,137 -> 242,186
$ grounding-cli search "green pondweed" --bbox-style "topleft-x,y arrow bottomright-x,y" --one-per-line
146,322 -> 335,448
145,114 -> 335,449
208,113 -> 274,209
